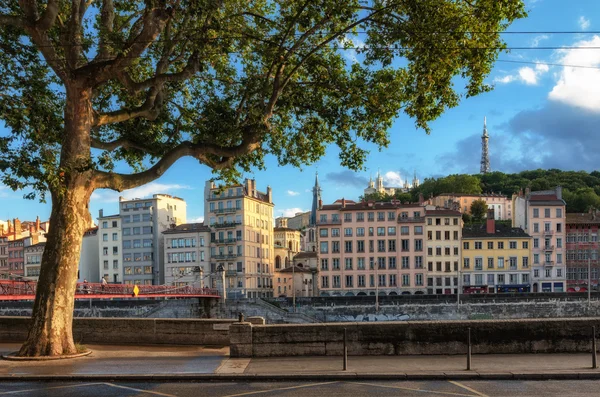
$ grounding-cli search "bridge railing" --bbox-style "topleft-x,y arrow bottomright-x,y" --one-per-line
0,280 -> 219,298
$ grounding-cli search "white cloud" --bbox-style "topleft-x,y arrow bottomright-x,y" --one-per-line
91,182 -> 191,203
579,16 -> 591,30
548,35 -> 600,112
494,63 -> 549,85
340,35 -> 365,63
382,171 -> 403,187
531,34 -> 549,47
187,216 -> 204,223
287,190 -> 300,196
277,208 -> 308,218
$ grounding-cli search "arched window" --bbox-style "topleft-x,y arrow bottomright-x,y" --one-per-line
288,241 -> 292,250
275,256 -> 281,269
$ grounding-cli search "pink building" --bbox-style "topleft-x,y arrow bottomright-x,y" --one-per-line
317,199 -> 427,296
566,210 -> 600,292
513,187 -> 566,292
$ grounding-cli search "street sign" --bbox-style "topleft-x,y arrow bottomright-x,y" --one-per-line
133,285 -> 139,297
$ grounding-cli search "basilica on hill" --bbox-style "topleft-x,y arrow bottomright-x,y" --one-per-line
363,170 -> 420,197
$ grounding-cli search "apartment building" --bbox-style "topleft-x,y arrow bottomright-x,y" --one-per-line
0,235 -> 8,278
566,210 -> 600,292
425,209 -> 462,294
120,194 -> 186,285
432,193 -> 512,220
317,199 -> 427,296
163,223 -> 210,287
7,238 -> 26,276
275,265 -> 314,297
513,187 -> 566,292
204,179 -> 274,298
24,242 -> 45,279
462,210 -> 532,293
78,227 -> 99,283
97,211 -> 122,284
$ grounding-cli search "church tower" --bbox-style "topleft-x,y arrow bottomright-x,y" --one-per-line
376,170 -> 384,192
480,116 -> 491,174
412,170 -> 419,189
309,172 -> 321,227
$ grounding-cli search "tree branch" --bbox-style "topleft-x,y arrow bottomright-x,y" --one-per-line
36,0 -> 60,31
0,14 -> 25,28
92,86 -> 162,127
90,136 -> 161,154
96,0 -> 115,61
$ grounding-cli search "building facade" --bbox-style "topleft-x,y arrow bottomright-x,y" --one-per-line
275,265 -> 314,298
431,193 -> 512,220
120,194 -> 187,285
204,179 -> 274,298
513,187 -> 566,292
78,228 -> 99,283
0,235 -> 8,278
566,210 -> 600,292
24,242 -> 45,279
462,211 -> 532,293
425,209 -> 462,294
97,212 -> 122,284
317,199 -> 427,296
7,238 -> 26,277
163,223 -> 210,287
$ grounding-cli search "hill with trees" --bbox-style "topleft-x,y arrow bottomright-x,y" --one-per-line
362,169 -> 600,213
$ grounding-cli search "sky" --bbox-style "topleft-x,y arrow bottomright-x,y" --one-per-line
1,0 -> 600,224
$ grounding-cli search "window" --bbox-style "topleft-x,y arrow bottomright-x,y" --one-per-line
497,242 -> 504,249
415,274 -> 423,286
345,241 -> 353,253
487,257 -> 494,269
112,233 -> 118,241
533,223 -> 539,233
414,239 -> 423,251
113,260 -> 119,269
378,257 -> 386,270
388,227 -> 396,236
415,256 -> 423,269
463,258 -> 470,269
333,259 -> 340,270
345,258 -> 353,270
377,227 -> 385,236
509,257 -> 517,269
345,275 -> 353,288
344,213 -> 352,222
344,228 -> 353,237
475,257 -> 483,270
402,257 -> 409,269
402,274 -> 410,286
122,228 -> 131,236
332,241 -> 340,253
102,234 -> 108,242
320,229 -> 328,237
556,208 -> 563,218
320,242 -> 328,253
358,258 -> 365,270
377,240 -> 385,252
401,226 -> 409,235
414,226 -> 423,235
544,208 -> 550,218
475,242 -> 482,250
321,276 -> 329,288
389,257 -> 397,269
463,242 -> 470,250
103,247 -> 108,255
357,212 -> 364,221
357,240 -> 365,252
333,276 -> 341,288
487,274 -> 494,285
533,208 -> 539,218
102,221 -> 108,228
357,228 -> 365,237
331,228 -> 340,237
523,256 -> 529,268
523,241 -> 529,249
545,268 -> 552,278
321,259 -> 328,270
103,260 -> 109,269
401,240 -> 410,251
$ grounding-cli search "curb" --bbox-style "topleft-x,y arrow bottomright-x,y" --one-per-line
2,372 -> 600,382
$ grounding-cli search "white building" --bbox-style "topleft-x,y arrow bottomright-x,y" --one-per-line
97,211 -> 122,283
163,223 -> 210,287
120,194 -> 186,285
24,242 -> 45,279
79,227 -> 99,283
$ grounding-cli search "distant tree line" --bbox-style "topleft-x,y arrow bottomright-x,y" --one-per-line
360,169 -> 600,213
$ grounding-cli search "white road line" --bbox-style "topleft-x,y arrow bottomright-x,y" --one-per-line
221,381 -> 338,397
0,382 -> 105,395
449,381 -> 490,397
349,381 -> 476,397
103,383 -> 178,397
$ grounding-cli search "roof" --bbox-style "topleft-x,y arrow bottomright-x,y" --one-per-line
83,227 -> 98,236
278,265 -> 313,274
566,213 -> 600,225
320,201 -> 422,211
162,223 -> 210,234
99,213 -> 120,219
438,193 -> 508,198
462,223 -> 530,239
26,242 -> 46,249
294,251 -> 318,259
425,209 -> 462,216
274,227 -> 300,232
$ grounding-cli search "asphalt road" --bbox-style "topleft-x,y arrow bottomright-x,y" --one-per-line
2,380 -> 600,397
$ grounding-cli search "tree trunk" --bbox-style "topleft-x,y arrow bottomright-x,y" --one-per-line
18,83 -> 94,357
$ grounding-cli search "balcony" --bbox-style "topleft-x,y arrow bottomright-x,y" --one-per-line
213,221 -> 241,229
213,208 -> 238,215
213,254 -> 239,261
317,219 -> 342,225
543,230 -> 555,236
544,245 -> 555,251
225,270 -> 238,277
543,261 -> 555,266
397,217 -> 425,223
212,238 -> 238,245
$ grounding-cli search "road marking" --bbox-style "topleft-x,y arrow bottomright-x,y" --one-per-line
216,358 -> 251,374
221,381 -> 338,397
0,382 -> 105,395
104,383 -> 178,397
449,381 -> 490,397
350,381 -> 476,396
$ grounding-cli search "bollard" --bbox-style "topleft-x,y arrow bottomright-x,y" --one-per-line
343,327 -> 348,371
466,327 -> 472,371
593,326 -> 598,369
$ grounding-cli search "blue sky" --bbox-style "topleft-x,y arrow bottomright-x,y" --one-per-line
2,0 -> 600,224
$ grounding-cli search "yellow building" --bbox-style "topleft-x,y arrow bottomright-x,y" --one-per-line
461,211 -> 532,293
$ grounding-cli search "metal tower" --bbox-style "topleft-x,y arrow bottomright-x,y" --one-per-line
480,116 -> 490,174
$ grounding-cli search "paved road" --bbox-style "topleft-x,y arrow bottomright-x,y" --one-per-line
2,380 -> 600,397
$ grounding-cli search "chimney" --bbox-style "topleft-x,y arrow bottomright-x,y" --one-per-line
7,220 -> 12,234
99,209 -> 104,218
29,225 -> 34,237
525,187 -> 530,196
13,218 -> 20,239
35,216 -> 40,232
556,186 -> 562,200
267,186 -> 272,203
486,209 -> 495,234
342,198 -> 346,208
318,199 -> 322,210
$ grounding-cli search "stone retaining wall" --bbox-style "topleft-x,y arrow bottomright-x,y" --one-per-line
230,317 -> 600,357
0,316 -> 236,345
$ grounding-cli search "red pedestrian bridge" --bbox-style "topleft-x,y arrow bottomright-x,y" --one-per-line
0,279 -> 220,301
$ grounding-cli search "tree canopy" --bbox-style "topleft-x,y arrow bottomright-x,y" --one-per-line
470,198 -> 487,221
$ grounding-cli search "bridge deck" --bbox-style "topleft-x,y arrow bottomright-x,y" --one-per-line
0,280 -> 220,301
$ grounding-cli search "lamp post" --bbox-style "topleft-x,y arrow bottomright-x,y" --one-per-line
375,261 -> 379,313
292,257 -> 296,312
457,265 -> 461,309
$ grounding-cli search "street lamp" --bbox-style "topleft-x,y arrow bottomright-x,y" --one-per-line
217,264 -> 226,302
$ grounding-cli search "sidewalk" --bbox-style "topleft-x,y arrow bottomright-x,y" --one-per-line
2,343 -> 600,381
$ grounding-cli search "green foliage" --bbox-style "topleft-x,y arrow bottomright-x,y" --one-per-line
470,199 -> 488,221
0,0 -> 527,198
360,191 -> 413,203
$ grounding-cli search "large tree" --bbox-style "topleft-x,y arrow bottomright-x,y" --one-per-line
0,0 -> 526,356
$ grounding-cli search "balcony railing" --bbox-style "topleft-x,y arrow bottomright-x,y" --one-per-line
543,230 -> 555,236
212,238 -> 238,244
213,208 -> 238,214
212,221 -> 241,229
397,217 -> 425,223
213,254 -> 239,260
225,270 -> 238,277
317,219 -> 342,225
544,245 -> 555,251
543,261 -> 555,266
